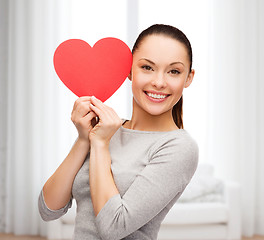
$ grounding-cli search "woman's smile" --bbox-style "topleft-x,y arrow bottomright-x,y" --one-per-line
144,90 -> 170,102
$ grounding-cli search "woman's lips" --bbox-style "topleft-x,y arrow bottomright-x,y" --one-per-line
144,91 -> 170,102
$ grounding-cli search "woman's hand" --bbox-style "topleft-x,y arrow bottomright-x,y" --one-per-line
88,96 -> 122,146
71,96 -> 97,142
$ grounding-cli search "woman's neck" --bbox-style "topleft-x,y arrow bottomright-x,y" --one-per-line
123,99 -> 179,132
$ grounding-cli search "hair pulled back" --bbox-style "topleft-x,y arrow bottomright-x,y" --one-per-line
132,24 -> 193,129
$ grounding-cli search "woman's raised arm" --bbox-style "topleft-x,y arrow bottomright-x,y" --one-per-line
41,96 -> 97,211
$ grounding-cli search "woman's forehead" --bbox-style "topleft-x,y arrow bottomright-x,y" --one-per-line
133,35 -> 189,64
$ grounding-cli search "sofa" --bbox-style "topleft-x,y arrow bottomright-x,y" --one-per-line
46,164 -> 241,240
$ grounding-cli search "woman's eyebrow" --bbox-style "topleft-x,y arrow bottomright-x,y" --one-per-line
139,58 -> 156,65
170,62 -> 185,66
139,58 -> 185,67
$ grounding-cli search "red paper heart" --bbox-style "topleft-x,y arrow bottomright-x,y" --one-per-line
53,38 -> 132,102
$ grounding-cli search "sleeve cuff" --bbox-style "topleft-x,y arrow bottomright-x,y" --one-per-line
38,189 -> 72,221
95,194 -> 122,236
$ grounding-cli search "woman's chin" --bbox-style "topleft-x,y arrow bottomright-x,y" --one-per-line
133,98 -> 172,117
143,106 -> 170,117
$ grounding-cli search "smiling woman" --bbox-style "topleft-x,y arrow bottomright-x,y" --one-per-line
38,24 -> 199,240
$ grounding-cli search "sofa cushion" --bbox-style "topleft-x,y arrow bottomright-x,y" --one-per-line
162,202 -> 228,225
178,164 -> 224,203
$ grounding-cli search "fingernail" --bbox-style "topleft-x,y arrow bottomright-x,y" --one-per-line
91,96 -> 96,100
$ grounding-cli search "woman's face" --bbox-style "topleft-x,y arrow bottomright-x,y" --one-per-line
129,34 -> 194,117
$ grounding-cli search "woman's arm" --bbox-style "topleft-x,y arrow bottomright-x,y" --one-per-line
88,96 -> 121,215
89,141 -> 119,215
89,97 -> 122,215
42,137 -> 90,210
42,96 -> 97,210
93,135 -> 198,240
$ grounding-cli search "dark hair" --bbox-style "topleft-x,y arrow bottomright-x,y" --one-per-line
132,24 -> 193,129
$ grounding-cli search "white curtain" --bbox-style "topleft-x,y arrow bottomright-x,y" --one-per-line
0,0 -> 8,232
2,0 -> 74,235
207,0 -> 264,236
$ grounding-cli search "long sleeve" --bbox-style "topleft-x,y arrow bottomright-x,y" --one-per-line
95,133 -> 199,240
38,189 -> 72,221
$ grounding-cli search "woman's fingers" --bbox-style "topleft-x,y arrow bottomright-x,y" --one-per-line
89,103 -> 101,118
89,96 -> 116,119
72,97 -> 93,121
89,97 -> 105,111
89,96 -> 109,119
73,96 -> 91,111
76,101 -> 91,116
82,110 -> 97,123
89,97 -> 122,130
87,97 -> 122,144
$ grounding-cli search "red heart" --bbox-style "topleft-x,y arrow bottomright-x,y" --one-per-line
53,38 -> 132,102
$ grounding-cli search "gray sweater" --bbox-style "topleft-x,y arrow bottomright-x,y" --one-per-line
39,120 -> 198,240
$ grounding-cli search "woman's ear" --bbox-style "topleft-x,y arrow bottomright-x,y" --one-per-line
184,69 -> 195,88
128,71 -> 132,81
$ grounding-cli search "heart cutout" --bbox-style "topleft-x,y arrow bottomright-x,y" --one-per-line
53,38 -> 132,102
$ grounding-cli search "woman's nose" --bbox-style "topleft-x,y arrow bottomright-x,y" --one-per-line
151,73 -> 167,88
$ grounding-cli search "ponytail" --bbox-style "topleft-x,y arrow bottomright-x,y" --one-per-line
172,96 -> 183,129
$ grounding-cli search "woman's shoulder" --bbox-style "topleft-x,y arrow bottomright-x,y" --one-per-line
149,129 -> 199,163
154,128 -> 198,149
118,119 -> 198,158
147,129 -> 198,186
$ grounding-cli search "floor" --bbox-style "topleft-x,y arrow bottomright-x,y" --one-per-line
0,235 -> 45,240
0,234 -> 264,240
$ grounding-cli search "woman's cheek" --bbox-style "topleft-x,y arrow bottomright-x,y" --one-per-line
133,73 -> 148,88
139,72 -> 153,84
169,76 -> 186,88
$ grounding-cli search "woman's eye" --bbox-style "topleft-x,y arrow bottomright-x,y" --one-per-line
142,65 -> 153,71
169,69 -> 180,75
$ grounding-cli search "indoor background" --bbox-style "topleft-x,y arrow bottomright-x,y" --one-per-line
0,0 -> 263,238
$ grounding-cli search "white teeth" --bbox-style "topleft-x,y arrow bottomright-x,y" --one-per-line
146,92 -> 167,99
